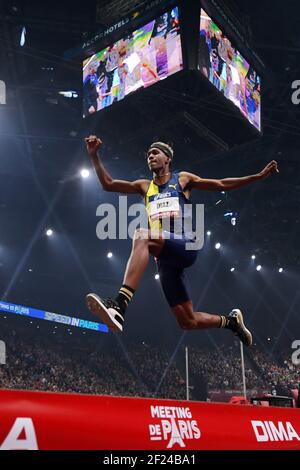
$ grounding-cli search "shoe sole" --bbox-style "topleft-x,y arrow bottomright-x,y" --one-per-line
85,293 -> 123,333
235,309 -> 252,347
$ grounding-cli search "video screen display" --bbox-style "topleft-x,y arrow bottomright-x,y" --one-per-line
83,6 -> 183,117
199,8 -> 261,131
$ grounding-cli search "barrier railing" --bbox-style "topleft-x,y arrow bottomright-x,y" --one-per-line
0,389 -> 300,450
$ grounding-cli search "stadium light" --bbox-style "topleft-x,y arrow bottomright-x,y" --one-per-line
20,26 -> 26,47
80,169 -> 90,178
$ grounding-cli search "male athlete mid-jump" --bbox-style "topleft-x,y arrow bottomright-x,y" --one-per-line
85,135 -> 278,346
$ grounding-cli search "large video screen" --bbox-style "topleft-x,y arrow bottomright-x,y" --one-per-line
199,8 -> 261,131
83,7 -> 183,117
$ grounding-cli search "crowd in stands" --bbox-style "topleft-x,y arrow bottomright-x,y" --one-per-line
250,349 -> 300,396
0,321 -> 299,401
189,345 -> 263,391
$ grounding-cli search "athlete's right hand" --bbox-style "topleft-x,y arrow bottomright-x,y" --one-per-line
259,160 -> 279,180
85,135 -> 102,156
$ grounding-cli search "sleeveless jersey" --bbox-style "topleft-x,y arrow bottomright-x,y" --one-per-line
144,172 -> 195,240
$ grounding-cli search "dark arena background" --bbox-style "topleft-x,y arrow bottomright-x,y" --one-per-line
0,0 -> 300,458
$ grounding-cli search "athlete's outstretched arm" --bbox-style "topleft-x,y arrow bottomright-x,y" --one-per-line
180,160 -> 279,192
85,135 -> 149,195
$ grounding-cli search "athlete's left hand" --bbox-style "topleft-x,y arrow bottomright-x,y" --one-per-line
259,160 -> 279,180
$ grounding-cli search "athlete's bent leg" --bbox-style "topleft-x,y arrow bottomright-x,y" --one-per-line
172,301 -> 221,330
171,301 -> 252,346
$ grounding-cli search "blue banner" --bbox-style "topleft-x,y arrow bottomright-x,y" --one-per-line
0,300 -> 108,333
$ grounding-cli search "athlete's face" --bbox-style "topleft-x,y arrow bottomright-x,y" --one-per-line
147,148 -> 170,172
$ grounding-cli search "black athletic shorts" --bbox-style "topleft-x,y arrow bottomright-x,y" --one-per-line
156,233 -> 199,308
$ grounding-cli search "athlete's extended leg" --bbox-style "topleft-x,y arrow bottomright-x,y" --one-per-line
86,229 -> 165,332
122,228 -> 164,290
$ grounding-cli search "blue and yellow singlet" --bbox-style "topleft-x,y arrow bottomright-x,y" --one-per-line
144,172 -> 194,240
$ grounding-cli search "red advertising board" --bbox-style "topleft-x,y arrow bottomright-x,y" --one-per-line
0,389 -> 300,450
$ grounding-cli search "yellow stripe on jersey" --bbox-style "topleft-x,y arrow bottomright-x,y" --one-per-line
145,180 -> 161,231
